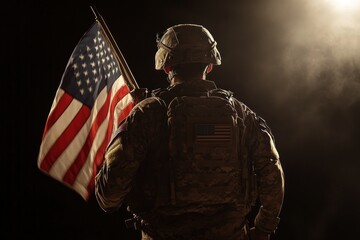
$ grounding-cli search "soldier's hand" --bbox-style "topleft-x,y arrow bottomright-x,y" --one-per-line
249,227 -> 270,240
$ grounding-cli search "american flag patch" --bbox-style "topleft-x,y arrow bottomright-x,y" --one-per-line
195,124 -> 232,143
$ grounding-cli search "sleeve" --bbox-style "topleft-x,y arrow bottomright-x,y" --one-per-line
246,108 -> 285,234
95,97 -> 166,212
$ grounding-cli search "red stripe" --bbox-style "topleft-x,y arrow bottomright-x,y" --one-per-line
62,88 -> 113,185
117,102 -> 134,126
41,93 -> 73,140
40,95 -> 91,171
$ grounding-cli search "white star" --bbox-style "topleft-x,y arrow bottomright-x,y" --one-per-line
79,54 -> 84,60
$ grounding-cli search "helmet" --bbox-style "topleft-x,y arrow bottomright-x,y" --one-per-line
155,24 -> 221,70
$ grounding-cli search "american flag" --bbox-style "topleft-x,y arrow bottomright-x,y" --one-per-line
37,21 -> 135,200
195,124 -> 232,143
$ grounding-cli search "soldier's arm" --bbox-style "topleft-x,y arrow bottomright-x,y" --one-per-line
95,97 -> 166,212
95,128 -> 142,212
248,112 -> 285,234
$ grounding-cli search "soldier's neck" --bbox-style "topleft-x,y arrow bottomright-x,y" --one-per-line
170,74 -> 206,86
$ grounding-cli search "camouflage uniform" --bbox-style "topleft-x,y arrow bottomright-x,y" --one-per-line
95,79 -> 284,240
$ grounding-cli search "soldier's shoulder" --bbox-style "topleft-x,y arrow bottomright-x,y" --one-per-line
229,96 -> 255,118
134,96 -> 167,113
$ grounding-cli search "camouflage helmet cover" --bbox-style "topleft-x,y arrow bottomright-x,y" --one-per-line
155,24 -> 221,70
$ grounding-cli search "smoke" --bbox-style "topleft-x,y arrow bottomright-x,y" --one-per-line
267,1 -> 360,239
282,0 -> 360,102
261,0 -> 360,149
230,1 -> 360,239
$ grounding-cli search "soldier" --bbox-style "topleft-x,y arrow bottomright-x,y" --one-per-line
95,24 -> 285,240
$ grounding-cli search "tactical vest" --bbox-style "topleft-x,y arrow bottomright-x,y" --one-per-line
152,87 -> 250,215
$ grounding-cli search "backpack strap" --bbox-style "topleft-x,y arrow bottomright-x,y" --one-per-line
236,102 -> 258,206
208,88 -> 233,99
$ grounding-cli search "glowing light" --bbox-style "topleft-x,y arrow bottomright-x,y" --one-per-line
328,0 -> 360,11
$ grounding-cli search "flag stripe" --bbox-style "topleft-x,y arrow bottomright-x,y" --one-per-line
40,97 -> 91,172
117,101 -> 134,128
41,91 -> 73,140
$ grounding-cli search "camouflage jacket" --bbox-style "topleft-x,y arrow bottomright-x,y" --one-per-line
95,79 -> 284,238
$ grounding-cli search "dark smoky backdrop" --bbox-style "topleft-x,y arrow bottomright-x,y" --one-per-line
6,0 -> 359,239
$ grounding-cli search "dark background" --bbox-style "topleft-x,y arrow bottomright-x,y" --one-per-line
5,0 -> 360,239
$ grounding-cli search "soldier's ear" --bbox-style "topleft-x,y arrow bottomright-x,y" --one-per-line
206,64 -> 213,73
164,66 -> 171,74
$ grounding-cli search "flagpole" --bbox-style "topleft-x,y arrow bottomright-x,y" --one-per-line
90,5 -> 139,90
